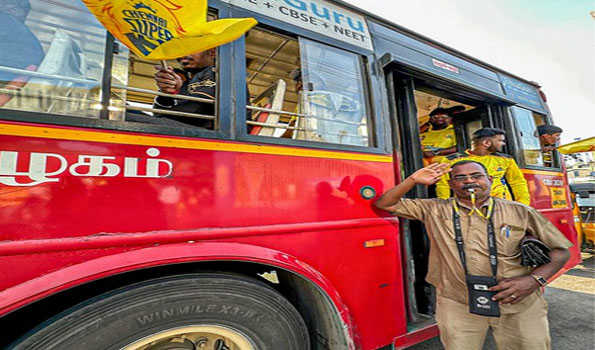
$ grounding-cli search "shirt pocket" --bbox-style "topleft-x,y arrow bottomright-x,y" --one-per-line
497,224 -> 525,257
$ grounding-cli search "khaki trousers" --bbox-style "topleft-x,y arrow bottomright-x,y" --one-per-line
435,296 -> 551,350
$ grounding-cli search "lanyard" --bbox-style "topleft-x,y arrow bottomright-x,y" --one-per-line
452,198 -> 498,277
453,191 -> 494,219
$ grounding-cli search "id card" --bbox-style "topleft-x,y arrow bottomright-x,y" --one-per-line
466,275 -> 500,317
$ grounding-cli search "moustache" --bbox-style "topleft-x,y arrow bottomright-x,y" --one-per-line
462,184 -> 480,191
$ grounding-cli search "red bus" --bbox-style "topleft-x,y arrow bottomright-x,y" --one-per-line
0,1 -> 580,349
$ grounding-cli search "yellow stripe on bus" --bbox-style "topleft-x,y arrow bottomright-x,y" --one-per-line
0,123 -> 393,163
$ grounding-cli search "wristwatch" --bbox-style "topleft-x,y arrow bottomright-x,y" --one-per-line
530,274 -> 548,287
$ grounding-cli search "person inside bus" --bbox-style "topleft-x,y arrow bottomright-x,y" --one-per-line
374,161 -> 571,350
537,124 -> 563,152
152,49 -> 217,129
537,124 -> 563,167
0,0 -> 45,106
420,106 -> 463,165
436,127 -> 531,206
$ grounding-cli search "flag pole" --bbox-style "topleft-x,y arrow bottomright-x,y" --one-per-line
160,60 -> 168,69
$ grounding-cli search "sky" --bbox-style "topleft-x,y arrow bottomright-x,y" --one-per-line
343,0 -> 594,144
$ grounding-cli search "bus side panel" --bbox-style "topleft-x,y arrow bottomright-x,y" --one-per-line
0,122 -> 407,350
523,170 -> 581,268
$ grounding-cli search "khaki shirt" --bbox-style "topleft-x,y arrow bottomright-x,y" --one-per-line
392,197 -> 572,313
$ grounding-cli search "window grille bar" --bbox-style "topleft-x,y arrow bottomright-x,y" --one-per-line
126,105 -> 215,120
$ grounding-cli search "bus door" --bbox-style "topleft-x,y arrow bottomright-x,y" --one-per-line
385,69 -> 491,329
385,72 -> 430,326
385,72 -> 456,323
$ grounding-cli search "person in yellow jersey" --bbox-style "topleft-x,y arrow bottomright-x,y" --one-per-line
420,106 -> 463,165
436,127 -> 531,206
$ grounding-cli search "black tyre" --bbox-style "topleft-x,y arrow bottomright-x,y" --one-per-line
10,273 -> 310,350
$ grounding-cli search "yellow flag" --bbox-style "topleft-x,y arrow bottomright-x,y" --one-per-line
82,0 -> 257,60
558,137 -> 595,155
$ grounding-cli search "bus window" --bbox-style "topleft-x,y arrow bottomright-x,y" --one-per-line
122,12 -> 218,130
0,0 -> 109,119
0,0 -> 219,131
245,27 -> 299,137
245,29 -> 371,147
297,38 -> 370,146
512,106 -> 554,167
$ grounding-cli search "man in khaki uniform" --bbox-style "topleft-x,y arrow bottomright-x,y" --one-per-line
375,161 -> 572,350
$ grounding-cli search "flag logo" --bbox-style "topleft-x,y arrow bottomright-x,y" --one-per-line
82,0 -> 257,60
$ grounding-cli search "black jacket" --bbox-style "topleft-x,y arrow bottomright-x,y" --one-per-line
154,66 -> 216,129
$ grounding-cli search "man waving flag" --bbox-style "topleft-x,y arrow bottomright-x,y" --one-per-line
82,0 -> 257,60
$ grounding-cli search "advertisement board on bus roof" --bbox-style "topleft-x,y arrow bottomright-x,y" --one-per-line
498,73 -> 547,113
221,0 -> 374,50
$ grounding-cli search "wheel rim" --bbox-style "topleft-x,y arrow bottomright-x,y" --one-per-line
121,325 -> 255,350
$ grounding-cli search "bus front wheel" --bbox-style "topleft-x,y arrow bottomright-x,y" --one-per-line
10,273 -> 310,350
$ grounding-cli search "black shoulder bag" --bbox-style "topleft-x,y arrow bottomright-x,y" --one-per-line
452,199 -> 501,317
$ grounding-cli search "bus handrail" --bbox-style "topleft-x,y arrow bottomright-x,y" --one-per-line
246,120 -> 304,131
117,85 -> 366,126
112,84 -> 216,105
126,105 -> 215,120
246,120 -> 368,140
0,88 -> 98,104
0,67 -> 364,127
246,104 -> 366,126
0,66 -> 98,86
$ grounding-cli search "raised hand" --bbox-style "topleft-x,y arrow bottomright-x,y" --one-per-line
375,163 -> 451,212
410,163 -> 450,185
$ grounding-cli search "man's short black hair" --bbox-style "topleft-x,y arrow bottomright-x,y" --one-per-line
472,127 -> 506,141
537,124 -> 563,136
450,160 -> 489,175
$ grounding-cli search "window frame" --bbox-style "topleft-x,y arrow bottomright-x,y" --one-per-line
229,7 -> 386,154
510,106 -> 562,171
0,0 -> 233,141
